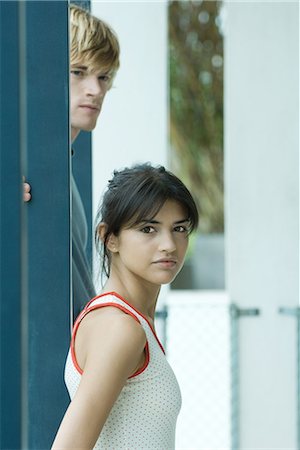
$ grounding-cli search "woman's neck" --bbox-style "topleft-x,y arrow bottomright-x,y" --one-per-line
102,275 -> 160,321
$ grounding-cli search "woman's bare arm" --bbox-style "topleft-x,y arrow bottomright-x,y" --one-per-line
51,309 -> 146,450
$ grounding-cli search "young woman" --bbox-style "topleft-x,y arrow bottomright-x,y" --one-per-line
52,163 -> 199,450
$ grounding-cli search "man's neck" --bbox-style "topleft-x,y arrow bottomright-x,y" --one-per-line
71,127 -> 80,143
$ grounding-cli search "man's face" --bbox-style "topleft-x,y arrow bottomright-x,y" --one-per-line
70,64 -> 111,142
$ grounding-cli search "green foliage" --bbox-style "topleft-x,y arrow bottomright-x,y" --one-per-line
169,1 -> 224,233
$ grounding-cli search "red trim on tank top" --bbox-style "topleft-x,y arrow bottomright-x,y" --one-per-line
70,301 -> 150,378
89,292 -> 166,354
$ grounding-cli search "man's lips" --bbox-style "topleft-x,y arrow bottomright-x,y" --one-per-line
79,104 -> 100,111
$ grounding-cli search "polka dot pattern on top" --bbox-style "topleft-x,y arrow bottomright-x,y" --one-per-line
64,292 -> 182,450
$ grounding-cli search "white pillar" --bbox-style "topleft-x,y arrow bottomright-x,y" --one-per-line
91,1 -> 168,221
225,1 -> 299,448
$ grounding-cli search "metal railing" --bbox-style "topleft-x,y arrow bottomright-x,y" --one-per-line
230,304 -> 260,450
279,306 -> 300,450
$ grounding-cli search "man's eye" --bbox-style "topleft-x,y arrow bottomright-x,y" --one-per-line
71,70 -> 83,77
141,226 -> 155,234
98,75 -> 110,82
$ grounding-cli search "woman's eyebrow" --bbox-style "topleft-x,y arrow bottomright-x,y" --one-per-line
139,218 -> 190,225
139,219 -> 160,224
174,219 -> 190,224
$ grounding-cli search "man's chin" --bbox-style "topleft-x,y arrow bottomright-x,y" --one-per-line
71,117 -> 100,136
79,122 -> 98,132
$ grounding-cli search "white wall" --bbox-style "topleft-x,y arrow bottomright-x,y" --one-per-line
91,1 -> 168,222
225,1 -> 299,448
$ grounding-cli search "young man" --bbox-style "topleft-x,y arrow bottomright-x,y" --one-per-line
24,5 -> 120,317
69,5 -> 119,317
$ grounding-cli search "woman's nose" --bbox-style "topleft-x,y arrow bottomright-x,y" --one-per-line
158,232 -> 176,253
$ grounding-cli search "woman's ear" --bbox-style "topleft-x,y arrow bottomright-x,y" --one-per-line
96,222 -> 107,243
106,234 -> 119,253
96,223 -> 119,253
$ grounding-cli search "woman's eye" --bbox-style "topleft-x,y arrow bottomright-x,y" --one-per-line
174,225 -> 187,233
141,226 -> 155,234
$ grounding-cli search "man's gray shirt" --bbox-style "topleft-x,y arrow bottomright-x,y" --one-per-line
72,175 -> 96,319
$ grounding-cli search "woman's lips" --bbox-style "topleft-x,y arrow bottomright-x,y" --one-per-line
153,259 -> 177,269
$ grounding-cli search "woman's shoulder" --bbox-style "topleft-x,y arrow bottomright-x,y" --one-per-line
78,301 -> 146,350
73,300 -> 147,377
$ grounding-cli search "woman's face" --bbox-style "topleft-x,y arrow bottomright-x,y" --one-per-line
109,199 -> 190,287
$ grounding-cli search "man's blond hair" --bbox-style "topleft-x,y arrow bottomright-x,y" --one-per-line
70,5 -> 120,88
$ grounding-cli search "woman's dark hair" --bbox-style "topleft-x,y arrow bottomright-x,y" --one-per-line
95,163 -> 199,277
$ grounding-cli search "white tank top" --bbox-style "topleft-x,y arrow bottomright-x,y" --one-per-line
64,292 -> 182,450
